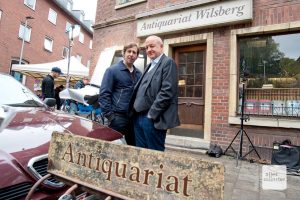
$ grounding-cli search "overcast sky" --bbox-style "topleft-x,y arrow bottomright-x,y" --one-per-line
72,0 -> 98,21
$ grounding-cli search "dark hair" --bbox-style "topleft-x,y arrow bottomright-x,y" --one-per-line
123,43 -> 139,56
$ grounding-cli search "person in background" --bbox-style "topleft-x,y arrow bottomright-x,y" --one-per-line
41,67 -> 62,99
128,35 -> 180,151
74,77 -> 89,89
55,85 -> 64,110
99,43 -> 142,145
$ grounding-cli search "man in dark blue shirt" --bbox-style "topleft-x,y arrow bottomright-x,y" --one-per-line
99,43 -> 142,145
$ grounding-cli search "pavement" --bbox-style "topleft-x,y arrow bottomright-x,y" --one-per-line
166,146 -> 300,200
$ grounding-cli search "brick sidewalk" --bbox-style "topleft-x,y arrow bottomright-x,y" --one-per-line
166,147 -> 300,200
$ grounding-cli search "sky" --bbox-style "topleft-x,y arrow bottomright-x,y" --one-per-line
72,0 -> 98,21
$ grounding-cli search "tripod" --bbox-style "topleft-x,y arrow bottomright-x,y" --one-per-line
224,82 -> 261,165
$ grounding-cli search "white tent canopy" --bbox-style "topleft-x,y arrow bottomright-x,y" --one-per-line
11,56 -> 89,84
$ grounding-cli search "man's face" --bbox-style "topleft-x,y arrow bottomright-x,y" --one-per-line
145,37 -> 163,60
123,46 -> 138,66
83,78 -> 89,85
52,72 -> 60,78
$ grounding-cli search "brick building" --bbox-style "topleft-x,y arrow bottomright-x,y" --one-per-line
93,0 -> 300,160
0,0 -> 93,90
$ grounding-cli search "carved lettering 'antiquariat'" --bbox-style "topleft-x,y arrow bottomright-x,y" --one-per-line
62,143 -> 192,196
48,132 -> 224,200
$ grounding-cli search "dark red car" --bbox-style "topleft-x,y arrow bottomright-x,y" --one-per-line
0,73 -> 124,199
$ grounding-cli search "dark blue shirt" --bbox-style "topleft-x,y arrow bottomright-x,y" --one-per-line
99,61 -> 142,117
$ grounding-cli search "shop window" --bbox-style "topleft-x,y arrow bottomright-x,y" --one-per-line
24,0 -> 36,10
44,37 -> 53,52
238,33 -> 300,118
10,59 -> 27,83
18,23 -> 31,42
48,8 -> 57,25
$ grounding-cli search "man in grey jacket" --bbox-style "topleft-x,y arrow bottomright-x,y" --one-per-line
129,35 -> 180,151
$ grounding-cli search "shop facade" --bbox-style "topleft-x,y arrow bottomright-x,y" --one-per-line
93,0 -> 300,160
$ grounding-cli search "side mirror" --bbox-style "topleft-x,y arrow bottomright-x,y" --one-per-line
0,105 -> 16,132
43,98 -> 56,107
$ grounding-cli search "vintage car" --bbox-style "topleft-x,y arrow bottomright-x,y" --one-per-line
0,73 -> 124,199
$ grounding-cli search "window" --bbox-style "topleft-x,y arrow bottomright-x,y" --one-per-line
44,37 -> 53,52
89,40 -> 93,49
66,21 -> 72,32
76,54 -> 82,63
238,33 -> 300,117
115,0 -> 146,9
62,46 -> 69,58
0,10 -> 2,21
18,24 -> 32,42
10,59 -> 26,83
48,8 -> 57,25
79,32 -> 84,43
87,60 -> 91,69
24,0 -> 36,10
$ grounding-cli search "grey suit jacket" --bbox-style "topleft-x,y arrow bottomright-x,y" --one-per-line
129,54 -> 180,130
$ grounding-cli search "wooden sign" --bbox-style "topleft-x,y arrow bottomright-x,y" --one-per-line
48,132 -> 224,200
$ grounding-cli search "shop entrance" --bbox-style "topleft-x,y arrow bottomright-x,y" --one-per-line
170,45 -> 206,138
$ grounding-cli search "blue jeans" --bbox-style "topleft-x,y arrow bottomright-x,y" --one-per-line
133,113 -> 166,151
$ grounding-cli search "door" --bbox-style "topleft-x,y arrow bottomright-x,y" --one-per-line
171,45 -> 206,138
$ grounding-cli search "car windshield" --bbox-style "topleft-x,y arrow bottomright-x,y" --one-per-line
0,74 -> 44,107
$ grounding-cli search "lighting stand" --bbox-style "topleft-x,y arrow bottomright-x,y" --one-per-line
224,82 -> 261,166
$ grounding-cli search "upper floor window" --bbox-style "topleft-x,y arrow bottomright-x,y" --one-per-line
48,8 -> 57,25
79,32 -> 84,43
87,60 -> 91,69
62,46 -> 69,58
44,37 -> 53,52
18,23 -> 31,42
89,40 -> 93,49
115,0 -> 146,9
24,0 -> 36,10
66,21 -> 72,32
238,32 -> 300,118
0,10 -> 2,21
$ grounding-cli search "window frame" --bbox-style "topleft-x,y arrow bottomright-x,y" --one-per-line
18,23 -> 32,42
24,0 -> 36,10
48,8 -> 57,25
89,40 -> 93,49
44,37 -> 54,52
229,22 -> 300,128
79,32 -> 84,44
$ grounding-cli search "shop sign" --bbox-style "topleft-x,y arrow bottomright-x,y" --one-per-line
48,132 -> 224,200
137,0 -> 252,37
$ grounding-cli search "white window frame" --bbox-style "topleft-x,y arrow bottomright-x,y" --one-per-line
62,46 -> 69,58
79,32 -> 84,44
24,0 -> 36,10
44,37 -> 53,52
18,23 -> 32,42
89,40 -> 93,49
48,8 -> 57,25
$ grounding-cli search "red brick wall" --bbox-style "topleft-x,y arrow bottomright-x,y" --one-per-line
0,0 -> 92,90
93,0 -> 300,155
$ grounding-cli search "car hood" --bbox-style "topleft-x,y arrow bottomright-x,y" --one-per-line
0,107 -> 123,189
